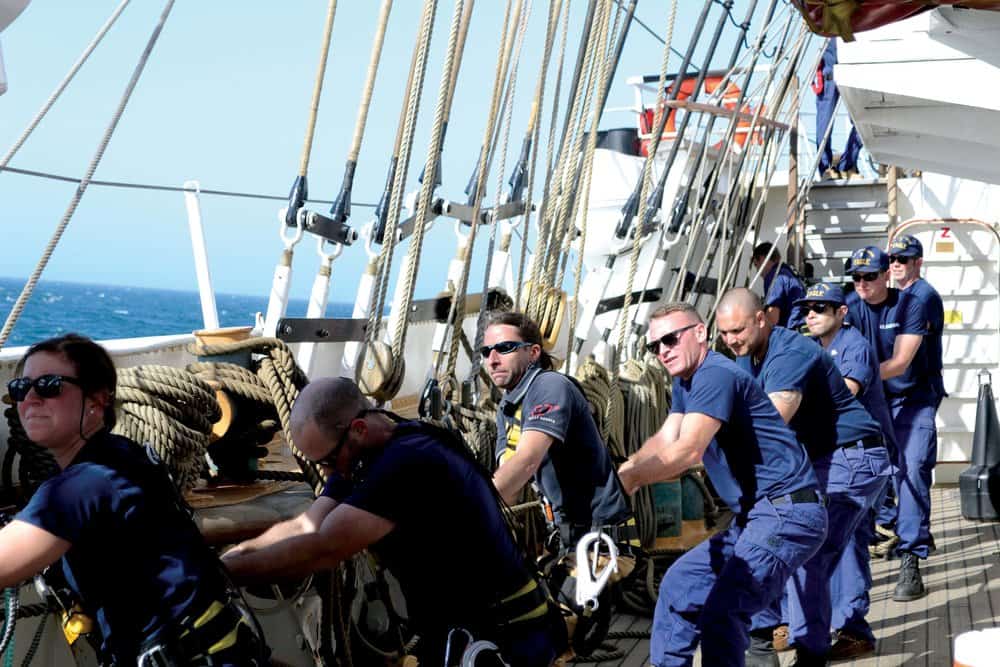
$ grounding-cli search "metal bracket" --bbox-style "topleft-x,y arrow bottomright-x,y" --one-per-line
406,288 -> 510,324
302,210 -> 359,247
274,317 -> 368,344
395,199 -> 530,243
595,288 -> 663,316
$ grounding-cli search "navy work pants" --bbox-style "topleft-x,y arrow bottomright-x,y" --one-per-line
752,445 -> 891,654
816,81 -> 862,174
650,495 -> 827,666
881,397 -> 938,557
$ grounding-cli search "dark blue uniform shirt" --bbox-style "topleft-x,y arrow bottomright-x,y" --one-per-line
16,433 -> 227,662
905,278 -> 945,398
764,263 -> 806,330
495,366 -> 630,529
824,325 -> 898,453
845,289 -> 931,399
737,326 -> 882,459
324,424 -> 531,639
671,351 -> 816,513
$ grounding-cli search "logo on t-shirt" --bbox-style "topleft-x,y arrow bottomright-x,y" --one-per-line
529,403 -> 560,419
879,322 -> 900,330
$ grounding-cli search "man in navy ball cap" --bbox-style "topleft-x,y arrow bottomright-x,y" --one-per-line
844,244 -> 938,602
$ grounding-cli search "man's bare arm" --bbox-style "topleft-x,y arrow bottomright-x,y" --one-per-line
222,496 -> 337,560
223,503 -> 393,585
843,377 -> 862,396
618,412 -> 719,495
880,333 -> 921,380
768,390 -> 803,423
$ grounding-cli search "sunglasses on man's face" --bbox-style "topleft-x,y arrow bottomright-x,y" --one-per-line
889,255 -> 912,265
644,323 -> 698,355
804,302 -> 833,314
479,340 -> 532,359
7,374 -> 81,402
851,272 -> 881,283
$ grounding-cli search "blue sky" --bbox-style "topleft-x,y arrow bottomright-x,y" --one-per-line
0,1 -> 781,302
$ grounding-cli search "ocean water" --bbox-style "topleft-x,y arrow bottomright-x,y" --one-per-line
0,276 -> 351,348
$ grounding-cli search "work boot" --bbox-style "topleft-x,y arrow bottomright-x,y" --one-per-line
829,630 -> 875,659
892,552 -> 926,601
869,523 -> 899,559
745,632 -> 780,667
789,646 -> 829,666
773,624 -> 791,651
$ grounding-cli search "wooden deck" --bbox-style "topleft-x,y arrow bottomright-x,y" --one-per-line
590,487 -> 1000,666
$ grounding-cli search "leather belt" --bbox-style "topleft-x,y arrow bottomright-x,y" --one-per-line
770,486 -> 821,506
841,435 -> 883,450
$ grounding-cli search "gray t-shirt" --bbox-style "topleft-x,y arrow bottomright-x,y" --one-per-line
495,366 -> 631,530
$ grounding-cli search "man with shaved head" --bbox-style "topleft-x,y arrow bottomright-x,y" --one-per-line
717,288 -> 890,666
223,377 -> 567,665
618,302 -> 826,667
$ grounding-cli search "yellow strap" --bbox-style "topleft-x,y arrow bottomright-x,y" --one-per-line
192,600 -> 225,629
207,618 -> 246,655
500,579 -> 549,625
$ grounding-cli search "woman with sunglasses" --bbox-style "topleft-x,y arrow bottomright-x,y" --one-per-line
0,333 -> 269,666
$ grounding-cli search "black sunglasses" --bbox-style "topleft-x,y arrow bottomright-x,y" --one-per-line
803,302 -> 833,314
888,255 -> 911,265
479,340 -> 532,359
644,323 -> 698,355
7,374 -> 81,402
851,273 -> 881,283
315,409 -> 369,468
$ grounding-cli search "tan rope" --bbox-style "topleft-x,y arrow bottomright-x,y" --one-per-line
297,0 -> 339,177
347,0 -> 393,163
0,0 -> 176,350
365,0 -> 438,351
392,0 -> 473,373
365,0 -> 432,347
514,0 -> 564,311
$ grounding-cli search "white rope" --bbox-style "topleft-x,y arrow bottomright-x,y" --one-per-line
0,0 -> 177,350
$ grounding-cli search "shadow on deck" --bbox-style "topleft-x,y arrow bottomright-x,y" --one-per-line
589,487 -> 1000,666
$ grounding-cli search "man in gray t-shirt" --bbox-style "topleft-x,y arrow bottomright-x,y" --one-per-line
484,312 -> 631,546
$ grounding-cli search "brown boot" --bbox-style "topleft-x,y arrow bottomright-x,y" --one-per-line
829,630 -> 875,659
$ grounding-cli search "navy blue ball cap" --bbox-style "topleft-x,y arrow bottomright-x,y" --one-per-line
889,234 -> 923,258
845,246 -> 889,273
794,282 -> 845,307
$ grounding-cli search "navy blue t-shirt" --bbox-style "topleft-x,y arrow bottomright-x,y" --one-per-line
824,325 -> 897,453
495,366 -> 630,529
323,423 -> 531,638
845,289 -> 930,399
764,263 -> 806,330
671,351 -> 815,512
737,326 -> 881,459
16,433 -> 226,661
905,278 -> 945,398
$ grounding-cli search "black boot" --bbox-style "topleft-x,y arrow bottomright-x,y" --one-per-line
745,632 -> 779,667
790,646 -> 828,666
892,552 -> 926,601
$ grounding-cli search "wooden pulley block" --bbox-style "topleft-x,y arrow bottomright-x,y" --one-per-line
357,341 -> 403,402
539,287 -> 567,350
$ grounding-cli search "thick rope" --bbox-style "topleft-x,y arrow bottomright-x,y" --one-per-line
0,0 -> 131,175
364,0 -> 438,362
393,0 -> 471,376
0,0 -> 176,350
297,0 -> 339,177
347,0 -> 393,163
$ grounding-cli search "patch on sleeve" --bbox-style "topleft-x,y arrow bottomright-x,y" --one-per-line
528,403 -> 560,419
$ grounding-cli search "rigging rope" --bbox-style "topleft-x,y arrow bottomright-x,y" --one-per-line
297,0 -> 339,179
0,0 -> 131,175
0,0 -> 177,351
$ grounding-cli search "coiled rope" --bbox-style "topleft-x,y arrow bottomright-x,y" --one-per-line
0,0 -> 176,351
0,587 -> 16,661
114,365 -> 220,491
186,338 -> 324,493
